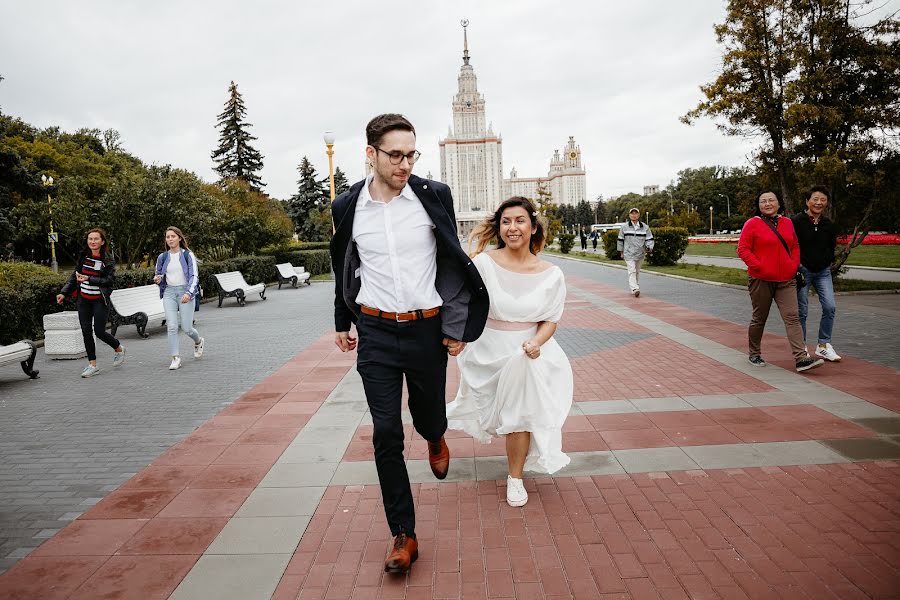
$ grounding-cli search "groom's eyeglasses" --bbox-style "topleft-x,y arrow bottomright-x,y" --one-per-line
375,147 -> 421,165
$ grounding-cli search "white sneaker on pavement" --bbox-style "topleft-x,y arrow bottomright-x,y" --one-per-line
506,476 -> 528,507
815,343 -> 841,362
169,356 -> 181,370
81,365 -> 99,378
194,337 -> 204,359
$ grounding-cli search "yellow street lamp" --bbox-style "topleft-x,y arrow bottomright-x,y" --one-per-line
41,174 -> 58,272
323,132 -> 336,202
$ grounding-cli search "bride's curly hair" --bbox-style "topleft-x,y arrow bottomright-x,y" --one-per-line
468,196 -> 547,257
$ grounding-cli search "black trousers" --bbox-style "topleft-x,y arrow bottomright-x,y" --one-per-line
77,298 -> 120,361
356,313 -> 448,537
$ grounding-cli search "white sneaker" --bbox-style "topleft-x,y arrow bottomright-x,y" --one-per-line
112,346 -> 126,368
194,337 -> 205,359
169,357 -> 181,370
506,476 -> 528,507
815,343 -> 841,362
81,365 -> 100,378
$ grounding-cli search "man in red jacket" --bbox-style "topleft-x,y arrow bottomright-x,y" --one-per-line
737,191 -> 824,373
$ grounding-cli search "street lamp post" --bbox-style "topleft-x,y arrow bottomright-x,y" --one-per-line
718,193 -> 730,218
41,174 -> 58,272
710,206 -> 714,235
323,132 -> 336,202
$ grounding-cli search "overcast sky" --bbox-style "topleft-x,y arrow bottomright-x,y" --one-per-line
2,0 -> 768,200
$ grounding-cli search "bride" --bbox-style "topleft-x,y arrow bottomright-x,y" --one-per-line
447,196 -> 573,507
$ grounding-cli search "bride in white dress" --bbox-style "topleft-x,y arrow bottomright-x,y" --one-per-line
447,197 -> 573,507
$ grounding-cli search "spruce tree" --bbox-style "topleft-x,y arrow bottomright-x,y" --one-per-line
332,167 -> 350,196
211,81 -> 265,190
288,157 -> 327,240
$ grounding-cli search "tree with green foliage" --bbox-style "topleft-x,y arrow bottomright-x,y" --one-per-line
575,199 -> 593,229
287,157 -> 328,241
682,0 -> 899,251
211,81 -> 265,191
332,166 -> 350,196
593,196 -> 607,224
534,182 -> 562,245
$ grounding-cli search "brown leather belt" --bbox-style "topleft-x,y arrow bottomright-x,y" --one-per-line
361,305 -> 441,322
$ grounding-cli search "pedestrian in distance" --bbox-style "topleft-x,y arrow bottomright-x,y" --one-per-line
56,228 -> 126,378
449,197 -> 573,508
590,228 -> 599,251
792,186 -> 841,362
737,191 -> 824,372
617,208 -> 654,297
579,227 -> 588,251
153,227 -> 204,371
330,114 -> 488,575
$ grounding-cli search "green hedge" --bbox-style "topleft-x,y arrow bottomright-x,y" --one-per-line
260,240 -> 331,255
558,233 -> 575,254
647,227 -> 689,266
0,262 -> 68,345
0,255 -> 289,344
602,229 -> 621,260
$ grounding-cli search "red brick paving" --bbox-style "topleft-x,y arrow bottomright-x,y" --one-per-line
571,336 -> 773,401
2,279 -> 899,599
570,278 -> 900,412
0,335 -> 354,600
272,463 -> 900,599
340,405 -> 875,460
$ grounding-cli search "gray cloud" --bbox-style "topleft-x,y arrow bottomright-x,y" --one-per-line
2,0 -> 761,200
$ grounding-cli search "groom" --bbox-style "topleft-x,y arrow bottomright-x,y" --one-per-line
331,114 -> 488,574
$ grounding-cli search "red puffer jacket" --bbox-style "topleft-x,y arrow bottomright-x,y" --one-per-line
737,216 -> 800,282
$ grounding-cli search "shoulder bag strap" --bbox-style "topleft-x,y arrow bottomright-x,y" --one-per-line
759,216 -> 792,258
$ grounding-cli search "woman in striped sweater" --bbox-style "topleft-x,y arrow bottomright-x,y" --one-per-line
153,227 -> 204,370
56,228 -> 126,378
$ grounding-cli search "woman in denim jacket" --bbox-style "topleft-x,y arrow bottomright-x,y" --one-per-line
153,227 -> 204,370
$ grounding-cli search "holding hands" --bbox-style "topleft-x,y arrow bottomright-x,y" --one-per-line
523,340 -> 541,359
443,338 -> 466,357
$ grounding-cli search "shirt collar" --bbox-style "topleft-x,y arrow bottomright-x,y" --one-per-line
359,174 -> 417,207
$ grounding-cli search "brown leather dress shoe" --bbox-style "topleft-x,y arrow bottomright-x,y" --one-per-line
384,533 -> 418,574
428,436 -> 450,480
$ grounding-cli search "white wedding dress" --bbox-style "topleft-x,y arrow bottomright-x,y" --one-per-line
447,252 -> 573,474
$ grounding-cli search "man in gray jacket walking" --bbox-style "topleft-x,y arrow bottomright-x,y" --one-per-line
617,207 -> 654,297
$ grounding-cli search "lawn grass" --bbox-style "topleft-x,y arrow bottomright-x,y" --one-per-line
546,248 -> 900,292
311,273 -> 334,281
686,242 -> 900,268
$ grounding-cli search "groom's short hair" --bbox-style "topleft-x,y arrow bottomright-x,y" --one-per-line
366,114 -> 416,147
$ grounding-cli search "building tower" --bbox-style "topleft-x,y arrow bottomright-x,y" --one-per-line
439,19 -> 504,235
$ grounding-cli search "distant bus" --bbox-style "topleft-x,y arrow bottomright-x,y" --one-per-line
591,222 -> 626,233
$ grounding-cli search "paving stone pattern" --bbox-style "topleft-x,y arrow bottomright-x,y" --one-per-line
0,284 -> 334,574
551,256 -> 899,370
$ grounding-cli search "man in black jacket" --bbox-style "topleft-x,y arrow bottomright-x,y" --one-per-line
330,114 -> 488,574
792,185 -> 840,362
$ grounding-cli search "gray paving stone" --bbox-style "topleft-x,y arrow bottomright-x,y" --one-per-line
577,400 -> 638,415
682,394 -> 750,410
279,443 -> 347,464
259,462 -> 337,488
629,397 -> 694,412
330,461 -> 381,486
824,402 -> 899,420
169,554 -> 292,600
206,516 -> 310,555
236,487 -> 326,518
682,443 -> 778,469
751,441 -> 850,465
613,448 -> 701,473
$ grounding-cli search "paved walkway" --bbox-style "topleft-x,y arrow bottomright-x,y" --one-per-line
1,260 -> 899,599
680,254 -> 900,283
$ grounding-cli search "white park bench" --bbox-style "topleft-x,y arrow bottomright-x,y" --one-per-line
109,284 -> 166,338
213,271 -> 267,307
275,263 -> 311,289
0,340 -> 39,379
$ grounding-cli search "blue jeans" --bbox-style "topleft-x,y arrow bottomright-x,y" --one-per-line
163,285 -> 200,357
796,265 -> 836,344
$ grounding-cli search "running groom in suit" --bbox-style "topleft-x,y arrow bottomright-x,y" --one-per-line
331,114 -> 489,574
